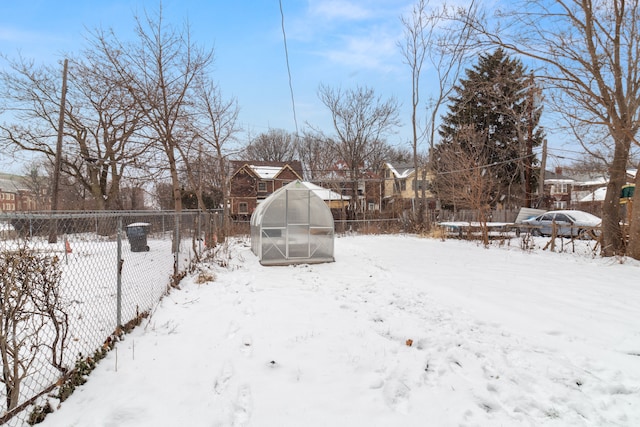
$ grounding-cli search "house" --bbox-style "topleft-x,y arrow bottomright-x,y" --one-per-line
228,160 -> 304,219
542,167 -> 575,210
573,169 -> 637,221
540,167 -> 637,219
381,162 -> 436,214
0,173 -> 46,212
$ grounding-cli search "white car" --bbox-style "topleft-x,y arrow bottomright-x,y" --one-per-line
521,210 -> 602,238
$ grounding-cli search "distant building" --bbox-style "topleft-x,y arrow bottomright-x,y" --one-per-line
228,161 -> 304,219
381,162 -> 436,214
0,173 -> 48,212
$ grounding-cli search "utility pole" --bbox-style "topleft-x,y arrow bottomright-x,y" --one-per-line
525,73 -> 534,208
538,138 -> 547,208
48,58 -> 68,244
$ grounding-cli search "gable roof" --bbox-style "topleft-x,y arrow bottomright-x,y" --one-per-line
0,173 -> 30,192
385,162 -> 415,179
230,160 -> 304,180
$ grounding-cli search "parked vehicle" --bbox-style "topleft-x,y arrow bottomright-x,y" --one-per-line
521,210 -> 601,238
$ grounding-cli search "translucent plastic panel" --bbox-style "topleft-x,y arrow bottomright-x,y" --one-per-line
309,196 -> 333,226
261,196 -> 286,227
309,227 -> 334,259
261,227 -> 286,262
286,190 -> 310,225
287,224 -> 310,258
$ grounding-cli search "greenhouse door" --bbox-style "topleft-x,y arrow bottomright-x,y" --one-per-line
287,225 -> 310,259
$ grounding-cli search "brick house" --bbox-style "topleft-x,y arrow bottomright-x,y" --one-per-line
0,173 -> 46,212
228,160 -> 304,219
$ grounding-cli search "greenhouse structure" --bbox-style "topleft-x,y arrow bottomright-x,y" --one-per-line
250,180 -> 336,266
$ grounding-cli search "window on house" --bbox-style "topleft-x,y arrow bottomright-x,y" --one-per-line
239,202 -> 249,214
551,183 -> 568,194
400,180 -> 406,191
553,200 -> 567,210
368,202 -> 375,211
258,182 -> 267,192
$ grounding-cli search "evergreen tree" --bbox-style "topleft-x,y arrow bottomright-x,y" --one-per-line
434,48 -> 544,209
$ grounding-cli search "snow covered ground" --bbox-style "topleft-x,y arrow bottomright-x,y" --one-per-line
39,234 -> 640,427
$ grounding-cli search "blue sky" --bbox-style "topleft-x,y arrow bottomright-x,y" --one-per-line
0,0 -> 578,174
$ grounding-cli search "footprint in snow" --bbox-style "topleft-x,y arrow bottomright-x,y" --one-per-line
232,384 -> 253,427
214,361 -> 234,395
382,376 -> 411,414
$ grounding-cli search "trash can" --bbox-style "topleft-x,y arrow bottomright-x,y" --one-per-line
125,222 -> 150,252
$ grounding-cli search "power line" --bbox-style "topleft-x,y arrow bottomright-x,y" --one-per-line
279,0 -> 299,136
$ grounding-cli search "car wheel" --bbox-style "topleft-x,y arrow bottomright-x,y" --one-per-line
577,229 -> 591,240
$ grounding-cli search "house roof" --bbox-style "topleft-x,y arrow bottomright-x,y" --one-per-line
250,166 -> 283,179
302,182 -> 350,201
0,174 -> 29,192
579,186 -> 607,202
385,162 -> 415,179
230,160 -> 304,180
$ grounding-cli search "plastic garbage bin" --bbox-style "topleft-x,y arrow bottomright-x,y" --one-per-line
125,222 -> 150,252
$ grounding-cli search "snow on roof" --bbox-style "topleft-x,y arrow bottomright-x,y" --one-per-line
249,165 -> 283,179
386,163 -> 414,179
579,186 -> 607,202
301,181 -> 350,201
546,179 -> 575,184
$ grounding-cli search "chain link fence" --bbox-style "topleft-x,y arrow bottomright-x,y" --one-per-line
0,210 -> 222,426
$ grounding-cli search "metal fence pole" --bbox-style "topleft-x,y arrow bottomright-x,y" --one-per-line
173,212 -> 180,276
117,216 -> 123,327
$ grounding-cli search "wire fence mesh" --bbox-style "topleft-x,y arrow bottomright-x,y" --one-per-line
0,210 -> 222,426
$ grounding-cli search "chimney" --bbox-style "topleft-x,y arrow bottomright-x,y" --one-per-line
555,166 -> 563,176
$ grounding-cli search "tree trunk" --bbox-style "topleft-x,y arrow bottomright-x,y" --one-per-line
626,162 -> 640,259
600,137 -> 630,256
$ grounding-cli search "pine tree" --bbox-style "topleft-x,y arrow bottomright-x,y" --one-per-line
434,48 -> 544,209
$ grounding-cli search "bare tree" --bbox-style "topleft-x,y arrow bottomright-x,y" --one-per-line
0,246 -> 67,413
0,52 -> 145,211
92,6 -> 215,213
22,161 -> 50,210
398,0 -> 476,229
296,129 -> 335,182
242,129 -> 297,162
431,126 -> 498,245
193,79 -> 241,240
317,85 -> 400,217
466,0 -> 640,257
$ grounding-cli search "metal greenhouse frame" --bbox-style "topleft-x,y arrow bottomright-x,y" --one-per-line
250,180 -> 335,266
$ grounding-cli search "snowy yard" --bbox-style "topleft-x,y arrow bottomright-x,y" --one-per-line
39,235 -> 640,426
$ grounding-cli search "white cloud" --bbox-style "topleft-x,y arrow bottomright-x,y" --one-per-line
308,0 -> 373,21
323,31 -> 399,72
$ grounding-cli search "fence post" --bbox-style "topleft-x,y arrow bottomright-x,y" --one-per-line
117,216 -> 123,328
173,212 -> 180,277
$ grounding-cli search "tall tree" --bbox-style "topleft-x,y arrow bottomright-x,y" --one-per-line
91,5 -> 214,213
193,78 -> 241,238
435,48 -> 544,208
398,0 -> 476,229
432,125 -> 498,245
465,0 -> 640,257
242,129 -> 296,162
296,129 -> 336,182
0,54 -> 144,210
317,85 -> 400,216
